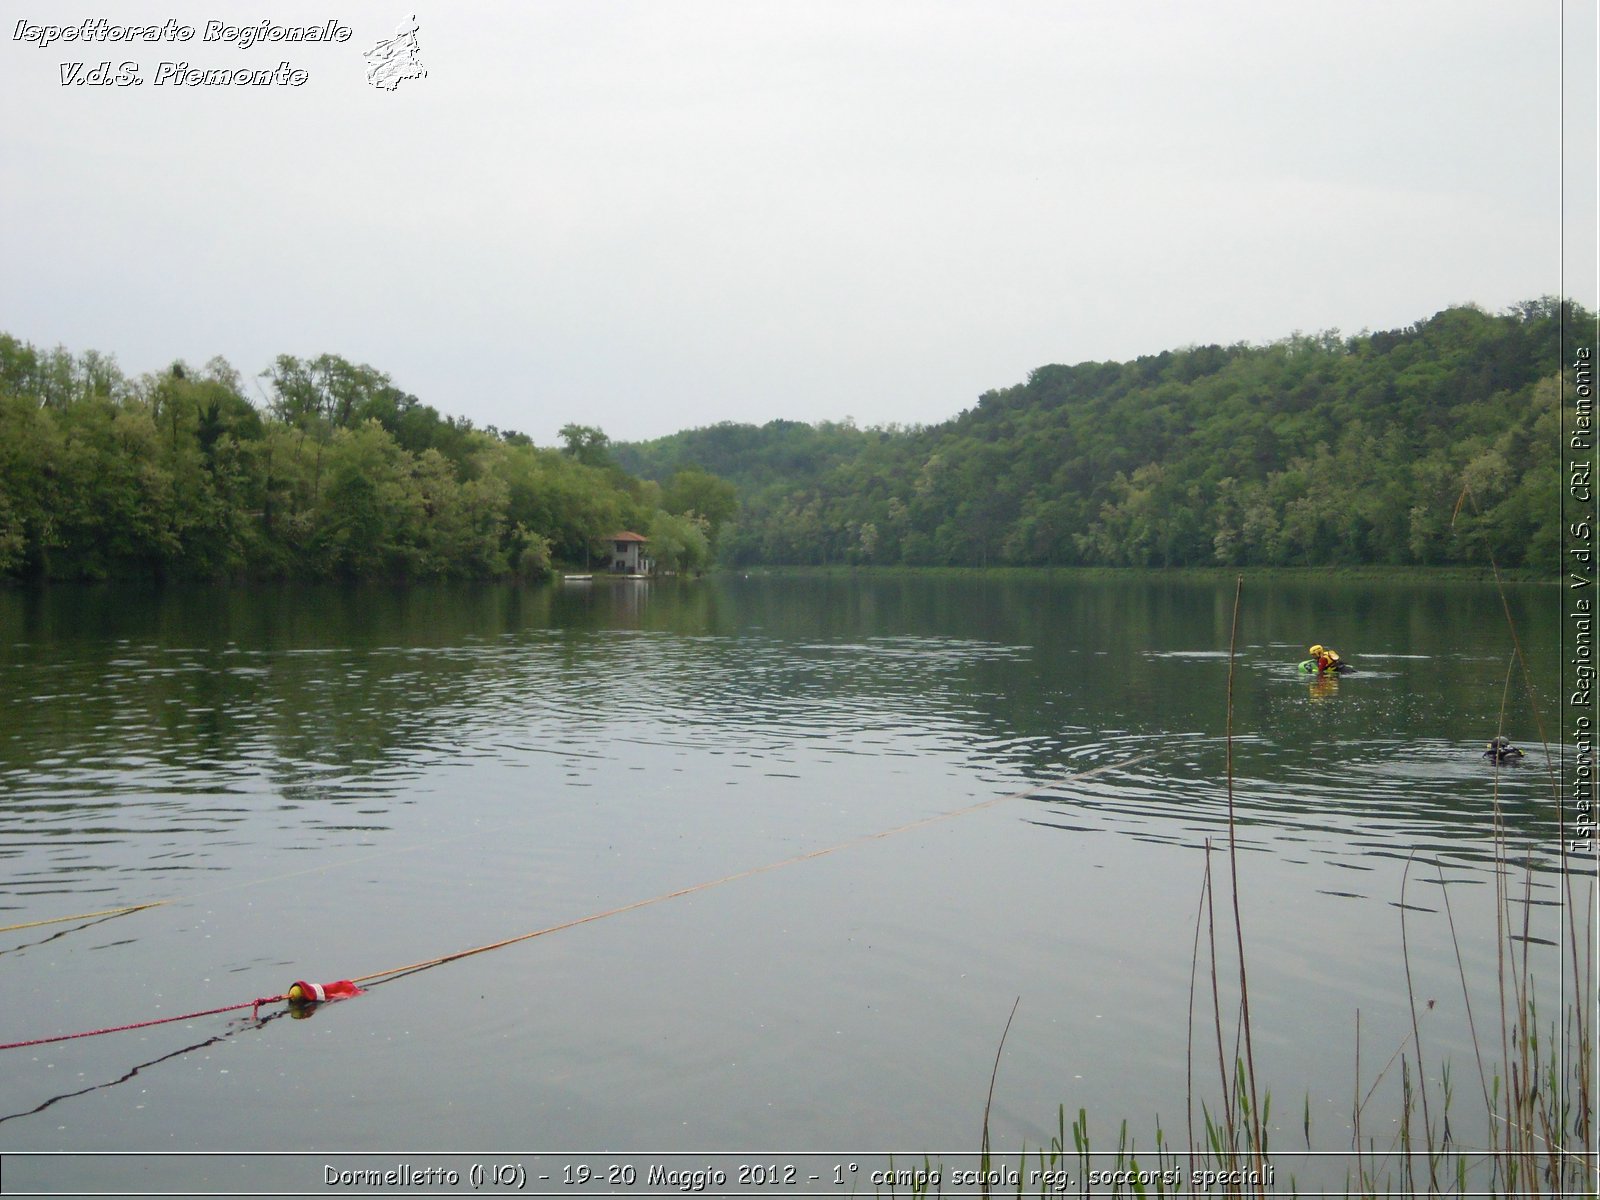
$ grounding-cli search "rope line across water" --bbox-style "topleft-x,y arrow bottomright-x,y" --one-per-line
1,755 -> 1149,1052
0,902 -> 165,934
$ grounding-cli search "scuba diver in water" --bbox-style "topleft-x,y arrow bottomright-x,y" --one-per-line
1483,736 -> 1526,764
1307,644 -> 1348,674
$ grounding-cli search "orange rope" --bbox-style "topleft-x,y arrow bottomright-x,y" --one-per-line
351,755 -> 1148,987
0,902 -> 165,934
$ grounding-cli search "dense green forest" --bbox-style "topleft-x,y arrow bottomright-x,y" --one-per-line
615,299 -> 1591,571
0,298 -> 1587,582
0,343 -> 729,581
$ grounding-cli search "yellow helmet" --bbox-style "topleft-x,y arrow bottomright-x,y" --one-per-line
1309,645 -> 1324,656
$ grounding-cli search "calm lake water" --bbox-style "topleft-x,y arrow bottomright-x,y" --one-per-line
0,573 -> 1585,1195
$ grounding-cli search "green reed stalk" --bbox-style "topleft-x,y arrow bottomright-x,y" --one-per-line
979,997 -> 1020,1200
1223,575 -> 1267,1192
1397,856 -> 1439,1193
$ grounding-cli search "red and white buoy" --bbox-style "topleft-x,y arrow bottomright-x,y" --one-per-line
285,979 -> 363,1004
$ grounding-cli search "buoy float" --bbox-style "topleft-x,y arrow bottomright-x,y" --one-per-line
285,979 -> 363,1005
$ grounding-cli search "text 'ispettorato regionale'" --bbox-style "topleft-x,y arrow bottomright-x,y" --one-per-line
14,18 -> 353,87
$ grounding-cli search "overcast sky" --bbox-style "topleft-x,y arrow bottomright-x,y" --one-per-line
3,2 -> 1595,446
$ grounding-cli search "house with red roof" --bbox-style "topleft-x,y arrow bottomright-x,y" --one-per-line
608,531 -> 652,575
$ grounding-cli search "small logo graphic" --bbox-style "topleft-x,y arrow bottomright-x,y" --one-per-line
365,13 -> 426,90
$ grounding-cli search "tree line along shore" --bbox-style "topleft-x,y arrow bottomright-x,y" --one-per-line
0,297 -> 1586,582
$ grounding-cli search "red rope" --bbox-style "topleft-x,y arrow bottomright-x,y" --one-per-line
0,996 -> 285,1052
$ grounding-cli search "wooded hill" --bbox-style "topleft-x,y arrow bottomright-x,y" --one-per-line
615,299 -> 1590,571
